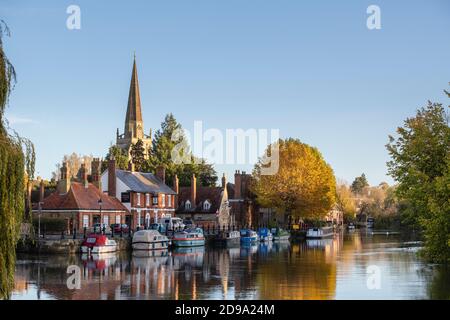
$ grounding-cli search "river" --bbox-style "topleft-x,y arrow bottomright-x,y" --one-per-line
10,230 -> 450,300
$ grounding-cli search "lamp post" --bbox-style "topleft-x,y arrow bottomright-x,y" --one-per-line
98,198 -> 103,234
38,201 -> 44,240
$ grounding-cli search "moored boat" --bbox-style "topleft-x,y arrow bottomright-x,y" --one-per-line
258,228 -> 273,242
240,229 -> 258,243
306,226 -> 334,239
271,227 -> 290,241
132,229 -> 170,251
172,228 -> 205,247
214,230 -> 240,246
81,234 -> 117,254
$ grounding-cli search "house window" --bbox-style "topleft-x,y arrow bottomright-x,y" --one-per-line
153,196 -> 158,205
136,193 -> 141,206
161,194 -> 166,207
83,215 -> 89,228
146,193 -> 150,206
203,200 -> 211,211
121,192 -> 130,203
185,200 -> 191,210
116,215 -> 121,224
168,195 -> 172,207
103,215 -> 109,226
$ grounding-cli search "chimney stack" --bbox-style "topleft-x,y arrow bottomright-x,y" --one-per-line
173,174 -> 179,194
156,165 -> 166,184
39,179 -> 45,202
80,163 -> 88,188
128,160 -> 135,172
108,158 -> 116,197
190,174 -> 197,205
91,158 -> 102,190
234,170 -> 242,199
57,162 -> 70,194
221,173 -> 227,188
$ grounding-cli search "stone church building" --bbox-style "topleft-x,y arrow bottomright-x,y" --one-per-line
115,56 -> 152,158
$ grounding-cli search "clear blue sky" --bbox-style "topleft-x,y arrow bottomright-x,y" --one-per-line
2,0 -> 449,185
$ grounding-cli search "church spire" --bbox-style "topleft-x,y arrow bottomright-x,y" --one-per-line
124,54 -> 143,139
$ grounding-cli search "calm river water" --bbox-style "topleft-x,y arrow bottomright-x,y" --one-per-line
11,230 -> 450,300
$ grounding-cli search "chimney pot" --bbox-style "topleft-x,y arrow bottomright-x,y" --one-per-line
108,159 -> 116,197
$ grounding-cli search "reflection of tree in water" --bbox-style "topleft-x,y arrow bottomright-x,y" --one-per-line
256,242 -> 337,299
427,265 -> 450,299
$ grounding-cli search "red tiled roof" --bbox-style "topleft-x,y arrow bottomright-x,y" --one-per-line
39,182 -> 128,212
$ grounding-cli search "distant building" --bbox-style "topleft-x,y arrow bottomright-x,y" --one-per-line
115,56 -> 152,158
176,174 -> 232,227
33,160 -> 128,233
101,159 -> 177,229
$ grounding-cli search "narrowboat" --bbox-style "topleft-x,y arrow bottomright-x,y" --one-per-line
271,228 -> 290,241
306,226 -> 334,239
214,230 -> 240,246
132,229 -> 170,251
240,229 -> 258,243
258,228 -> 273,242
81,234 -> 117,254
172,228 -> 205,247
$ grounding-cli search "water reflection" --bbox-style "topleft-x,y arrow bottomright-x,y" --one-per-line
11,231 -> 450,300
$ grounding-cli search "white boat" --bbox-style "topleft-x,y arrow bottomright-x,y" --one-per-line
271,228 -> 290,241
306,226 -> 334,239
132,229 -> 170,251
81,234 -> 117,254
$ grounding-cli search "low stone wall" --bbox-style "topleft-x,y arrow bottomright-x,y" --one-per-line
16,237 -> 131,254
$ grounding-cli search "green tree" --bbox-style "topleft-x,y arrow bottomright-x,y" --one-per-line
103,145 -> 129,171
351,173 -> 369,194
0,21 -> 35,299
251,138 -> 336,223
130,139 -> 146,171
386,92 -> 450,263
150,113 -> 218,187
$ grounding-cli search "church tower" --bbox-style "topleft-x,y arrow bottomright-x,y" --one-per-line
116,55 -> 152,158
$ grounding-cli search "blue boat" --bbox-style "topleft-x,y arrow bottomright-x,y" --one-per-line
172,228 -> 205,247
240,229 -> 258,243
258,228 -> 273,242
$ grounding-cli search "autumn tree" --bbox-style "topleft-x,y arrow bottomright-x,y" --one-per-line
386,89 -> 450,263
335,182 -> 356,222
251,138 -> 336,223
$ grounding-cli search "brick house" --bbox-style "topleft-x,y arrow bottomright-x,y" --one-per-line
33,160 -> 128,234
101,160 -> 177,229
175,174 -> 232,227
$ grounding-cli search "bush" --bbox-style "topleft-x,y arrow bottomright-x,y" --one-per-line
32,217 -> 67,233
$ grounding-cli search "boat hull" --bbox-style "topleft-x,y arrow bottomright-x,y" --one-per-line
305,233 -> 334,239
132,241 -> 169,251
241,237 -> 258,243
172,239 -> 205,247
273,235 -> 290,241
81,245 -> 117,254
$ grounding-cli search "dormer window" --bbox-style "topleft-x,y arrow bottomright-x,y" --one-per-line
203,200 -> 211,211
185,200 -> 192,210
